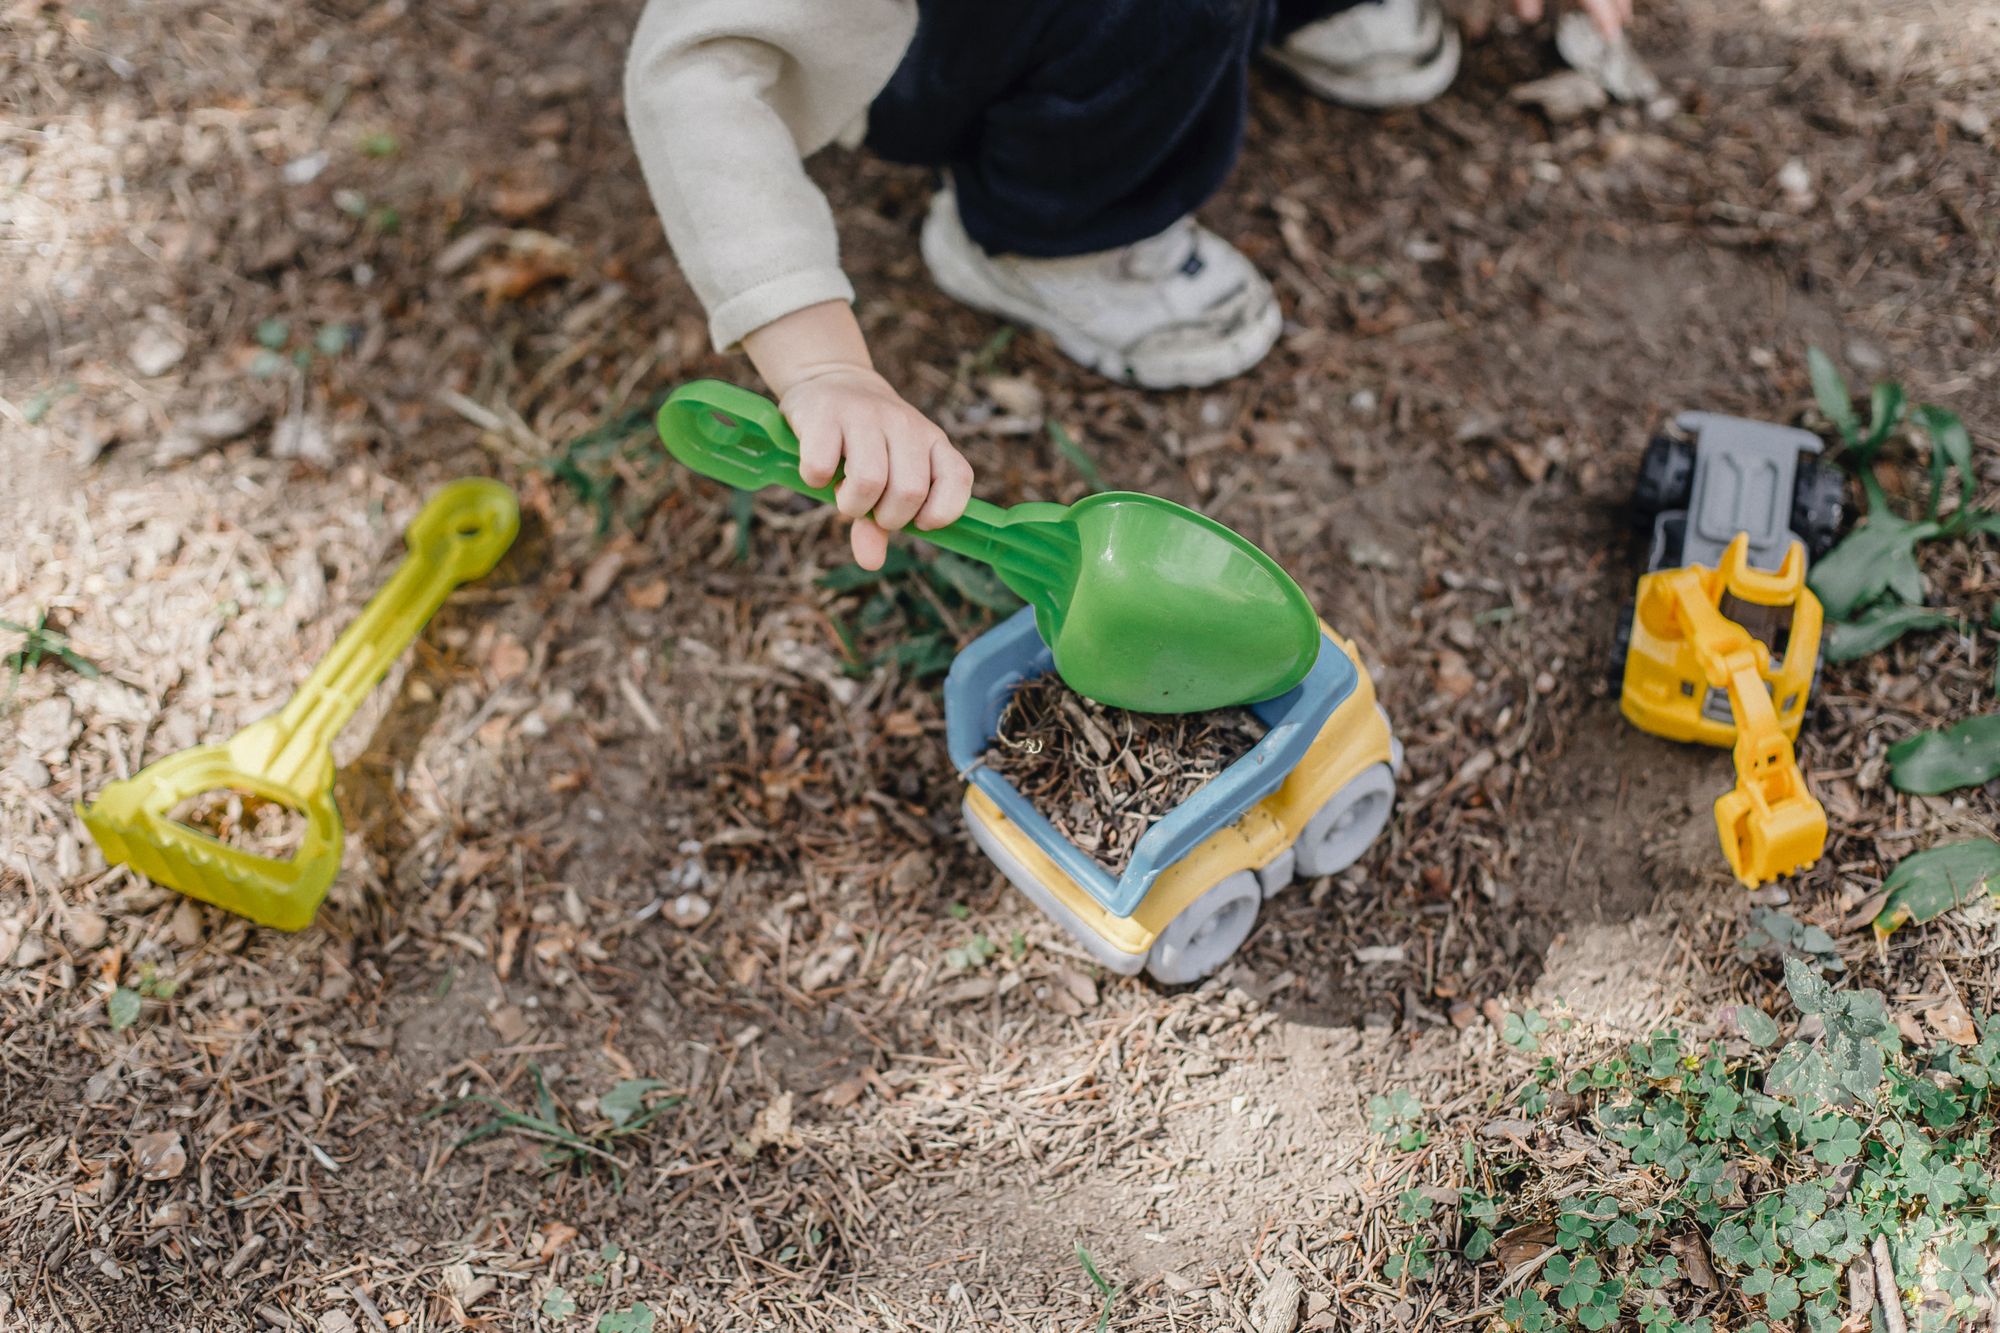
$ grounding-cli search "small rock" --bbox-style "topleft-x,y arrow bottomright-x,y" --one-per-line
170,898 -> 204,948
1845,339 -> 1888,376
1448,1000 -> 1478,1029
282,151 -> 329,185
1509,70 -> 1608,123
64,910 -> 108,951
1776,157 -> 1814,207
131,1130 -> 187,1181
5,754 -> 50,790
18,695 -> 78,758
128,325 -> 187,377
1941,101 -> 1992,138
1354,945 -> 1405,965
1348,388 -> 1379,415
272,413 -> 335,466
667,893 -> 711,928
188,405 -> 260,442
981,375 -> 1044,419
487,1004 -> 530,1044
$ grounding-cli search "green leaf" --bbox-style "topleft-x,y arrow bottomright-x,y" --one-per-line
817,548 -> 915,592
728,488 -> 755,562
1046,420 -> 1103,490
314,323 -> 351,357
1918,404 -> 1975,516
358,130 -> 400,157
1888,715 -> 2000,795
541,1287 -> 576,1320
1807,347 -> 1859,450
595,1304 -> 654,1333
1075,1243 -> 1123,1333
254,317 -> 290,349
598,1079 -> 666,1128
1874,840 -> 2000,936
1863,381 -> 1908,455
1736,1006 -> 1781,1047
1075,1244 -> 1114,1297
1783,957 -> 1835,1016
927,551 -> 1021,614
1808,511 -> 1942,620
107,986 -> 141,1031
1822,601 -> 1957,662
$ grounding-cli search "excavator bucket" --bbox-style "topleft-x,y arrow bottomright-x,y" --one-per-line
1714,776 -> 1828,887
1712,665 -> 1828,885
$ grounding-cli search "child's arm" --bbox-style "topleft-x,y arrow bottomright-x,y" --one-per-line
743,301 -> 973,571
624,0 -> 967,569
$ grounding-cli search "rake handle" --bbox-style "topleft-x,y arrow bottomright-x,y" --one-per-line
263,480 -> 518,792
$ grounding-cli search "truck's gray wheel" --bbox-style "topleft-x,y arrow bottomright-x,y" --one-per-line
1145,870 -> 1262,986
1294,764 -> 1396,877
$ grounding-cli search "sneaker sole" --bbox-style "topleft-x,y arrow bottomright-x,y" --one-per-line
920,213 -> 1283,391
1267,24 -> 1462,110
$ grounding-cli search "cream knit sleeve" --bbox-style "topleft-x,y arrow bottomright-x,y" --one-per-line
623,0 -> 917,352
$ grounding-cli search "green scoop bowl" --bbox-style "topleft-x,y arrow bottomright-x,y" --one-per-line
657,381 -> 1319,714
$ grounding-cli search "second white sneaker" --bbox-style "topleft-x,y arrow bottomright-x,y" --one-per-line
1268,0 -> 1463,109
919,189 -> 1282,390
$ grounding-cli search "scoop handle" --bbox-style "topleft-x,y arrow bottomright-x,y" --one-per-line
656,381 -> 1074,593
261,479 -> 519,792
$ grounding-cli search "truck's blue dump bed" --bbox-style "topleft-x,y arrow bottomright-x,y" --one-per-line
944,607 -> 1356,918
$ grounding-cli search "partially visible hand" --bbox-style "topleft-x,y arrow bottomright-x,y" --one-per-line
780,364 -> 974,570
1511,0 -> 1632,37
741,299 -> 974,570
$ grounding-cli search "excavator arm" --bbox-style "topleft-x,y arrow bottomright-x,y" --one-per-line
1637,563 -> 1828,886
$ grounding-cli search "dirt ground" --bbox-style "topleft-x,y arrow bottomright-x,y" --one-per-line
3,0 -> 1997,1329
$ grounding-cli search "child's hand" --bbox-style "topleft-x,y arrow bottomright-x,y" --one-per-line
782,365 -> 973,570
742,300 -> 974,571
1512,0 -> 1631,37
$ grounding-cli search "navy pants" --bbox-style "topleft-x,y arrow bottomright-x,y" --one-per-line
866,0 -> 1361,258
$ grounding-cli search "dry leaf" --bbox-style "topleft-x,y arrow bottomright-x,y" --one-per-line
462,230 -> 578,304
1493,1222 -> 1556,1276
624,578 -> 669,611
131,1130 -> 187,1181
1926,996 -> 1977,1045
1667,1232 -> 1718,1290
537,1222 -> 579,1262
737,1092 -> 801,1156
489,176 -> 557,221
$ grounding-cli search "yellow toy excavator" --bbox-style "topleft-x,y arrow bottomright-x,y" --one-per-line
1616,413 -> 1844,887
1624,538 -> 1827,884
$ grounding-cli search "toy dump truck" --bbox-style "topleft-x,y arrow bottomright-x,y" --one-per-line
946,607 -> 1399,985
1617,412 -> 1844,886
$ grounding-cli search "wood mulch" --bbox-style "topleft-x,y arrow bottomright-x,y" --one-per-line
984,673 -> 1267,875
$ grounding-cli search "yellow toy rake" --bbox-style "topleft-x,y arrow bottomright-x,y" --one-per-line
78,480 -> 518,930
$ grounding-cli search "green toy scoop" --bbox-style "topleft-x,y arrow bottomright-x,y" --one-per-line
658,381 -> 1319,713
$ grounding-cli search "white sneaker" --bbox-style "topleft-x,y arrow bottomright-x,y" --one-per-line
1268,0 -> 1463,109
919,189 -> 1282,390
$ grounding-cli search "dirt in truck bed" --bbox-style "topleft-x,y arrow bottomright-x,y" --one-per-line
982,672 -> 1269,876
